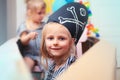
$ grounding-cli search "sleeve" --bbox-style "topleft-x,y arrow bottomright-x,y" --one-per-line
16,23 -> 28,36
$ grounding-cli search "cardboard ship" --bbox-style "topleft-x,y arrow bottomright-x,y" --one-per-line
0,37 -> 116,80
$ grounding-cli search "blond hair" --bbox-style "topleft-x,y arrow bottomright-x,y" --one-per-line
25,0 -> 46,12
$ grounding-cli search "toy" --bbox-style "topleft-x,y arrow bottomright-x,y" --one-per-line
83,1 -> 100,38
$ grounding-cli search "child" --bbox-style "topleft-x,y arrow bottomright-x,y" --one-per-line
17,0 -> 46,71
40,2 -> 88,80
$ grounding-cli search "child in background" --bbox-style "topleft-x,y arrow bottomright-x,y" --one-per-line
40,2 -> 88,80
17,0 -> 46,71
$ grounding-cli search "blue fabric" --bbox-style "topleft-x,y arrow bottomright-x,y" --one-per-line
17,22 -> 45,63
44,55 -> 76,80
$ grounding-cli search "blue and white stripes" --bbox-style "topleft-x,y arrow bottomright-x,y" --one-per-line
44,55 -> 76,80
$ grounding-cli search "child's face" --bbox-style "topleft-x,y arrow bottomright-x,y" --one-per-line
30,8 -> 46,23
44,23 -> 73,58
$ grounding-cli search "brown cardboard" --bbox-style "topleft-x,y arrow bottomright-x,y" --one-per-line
56,40 -> 116,80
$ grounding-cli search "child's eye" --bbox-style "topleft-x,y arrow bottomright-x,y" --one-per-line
38,12 -> 42,15
59,37 -> 65,40
47,37 -> 53,40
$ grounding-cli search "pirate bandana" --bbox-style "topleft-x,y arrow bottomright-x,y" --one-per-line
47,2 -> 88,44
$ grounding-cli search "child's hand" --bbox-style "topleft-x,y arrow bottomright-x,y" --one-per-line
20,31 -> 38,45
28,32 -> 38,40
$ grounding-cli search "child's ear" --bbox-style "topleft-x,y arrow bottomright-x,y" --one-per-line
71,38 -> 75,46
27,9 -> 33,16
26,9 -> 31,16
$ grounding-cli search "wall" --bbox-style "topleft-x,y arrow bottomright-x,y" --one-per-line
0,0 -> 7,45
7,0 -> 16,39
90,0 -> 120,67
16,0 -> 26,30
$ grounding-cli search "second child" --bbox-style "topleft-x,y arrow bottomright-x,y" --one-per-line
17,0 -> 46,71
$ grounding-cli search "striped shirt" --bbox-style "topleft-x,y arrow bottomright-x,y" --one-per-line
44,55 -> 76,80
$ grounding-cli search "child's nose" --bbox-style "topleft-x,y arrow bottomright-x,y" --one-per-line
53,39 -> 58,46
